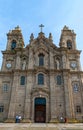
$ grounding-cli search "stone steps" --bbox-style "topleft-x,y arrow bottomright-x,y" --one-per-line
0,123 -> 83,130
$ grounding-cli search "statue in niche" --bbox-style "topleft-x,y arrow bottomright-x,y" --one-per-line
55,58 -> 60,70
55,61 -> 57,69
22,60 -> 26,70
56,60 -> 59,70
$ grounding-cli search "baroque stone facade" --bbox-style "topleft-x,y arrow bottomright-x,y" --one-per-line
0,25 -> 83,122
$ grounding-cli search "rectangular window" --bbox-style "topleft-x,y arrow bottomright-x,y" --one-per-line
38,74 -> 44,85
73,83 -> 79,92
76,106 -> 81,113
57,75 -> 62,85
0,106 -> 4,112
39,54 -> 44,66
3,84 -> 8,92
20,76 -> 25,85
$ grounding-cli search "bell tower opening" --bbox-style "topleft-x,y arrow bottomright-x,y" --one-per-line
34,97 -> 46,123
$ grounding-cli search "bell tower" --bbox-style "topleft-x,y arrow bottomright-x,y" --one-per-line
59,25 -> 76,50
1,26 -> 24,71
6,26 -> 24,51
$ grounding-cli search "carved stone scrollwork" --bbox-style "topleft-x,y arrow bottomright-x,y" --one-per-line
31,87 -> 49,96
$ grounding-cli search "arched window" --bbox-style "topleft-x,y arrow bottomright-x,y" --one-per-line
20,76 -> 25,85
57,75 -> 62,85
39,54 -> 44,66
11,40 -> 16,50
67,40 -> 72,49
73,83 -> 79,92
38,73 -> 44,85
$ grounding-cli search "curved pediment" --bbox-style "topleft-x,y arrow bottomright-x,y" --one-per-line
35,45 -> 49,54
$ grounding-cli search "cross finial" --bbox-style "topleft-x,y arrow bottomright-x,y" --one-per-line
39,24 -> 44,32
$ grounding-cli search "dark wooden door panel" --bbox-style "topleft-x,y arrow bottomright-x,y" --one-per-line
35,105 -> 46,123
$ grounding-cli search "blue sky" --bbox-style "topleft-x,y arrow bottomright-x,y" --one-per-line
0,0 -> 83,69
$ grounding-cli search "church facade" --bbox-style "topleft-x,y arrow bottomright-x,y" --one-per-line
0,25 -> 83,123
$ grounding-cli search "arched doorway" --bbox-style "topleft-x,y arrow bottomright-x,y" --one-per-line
34,98 -> 46,123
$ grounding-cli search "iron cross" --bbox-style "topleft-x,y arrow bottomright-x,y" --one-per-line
39,24 -> 44,32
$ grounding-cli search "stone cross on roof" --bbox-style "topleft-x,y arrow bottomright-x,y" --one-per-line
39,24 -> 44,32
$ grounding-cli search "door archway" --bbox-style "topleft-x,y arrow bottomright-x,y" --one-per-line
34,97 -> 46,123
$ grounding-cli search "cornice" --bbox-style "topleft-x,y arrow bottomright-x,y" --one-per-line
2,50 -> 16,55
0,71 -> 13,76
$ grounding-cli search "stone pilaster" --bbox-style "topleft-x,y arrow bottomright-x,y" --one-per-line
63,71 -> 71,119
8,72 -> 19,119
1,55 -> 6,71
61,51 -> 67,69
49,52 -> 54,69
24,72 -> 32,121
49,73 -> 57,122
28,50 -> 34,69
77,54 -> 82,71
15,53 -> 21,69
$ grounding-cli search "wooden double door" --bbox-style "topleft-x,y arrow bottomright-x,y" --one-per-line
34,98 -> 46,123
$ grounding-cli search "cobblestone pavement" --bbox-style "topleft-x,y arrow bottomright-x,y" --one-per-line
0,123 -> 83,130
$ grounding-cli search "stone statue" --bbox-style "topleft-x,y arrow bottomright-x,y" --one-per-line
56,60 -> 59,70
22,60 -> 26,70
